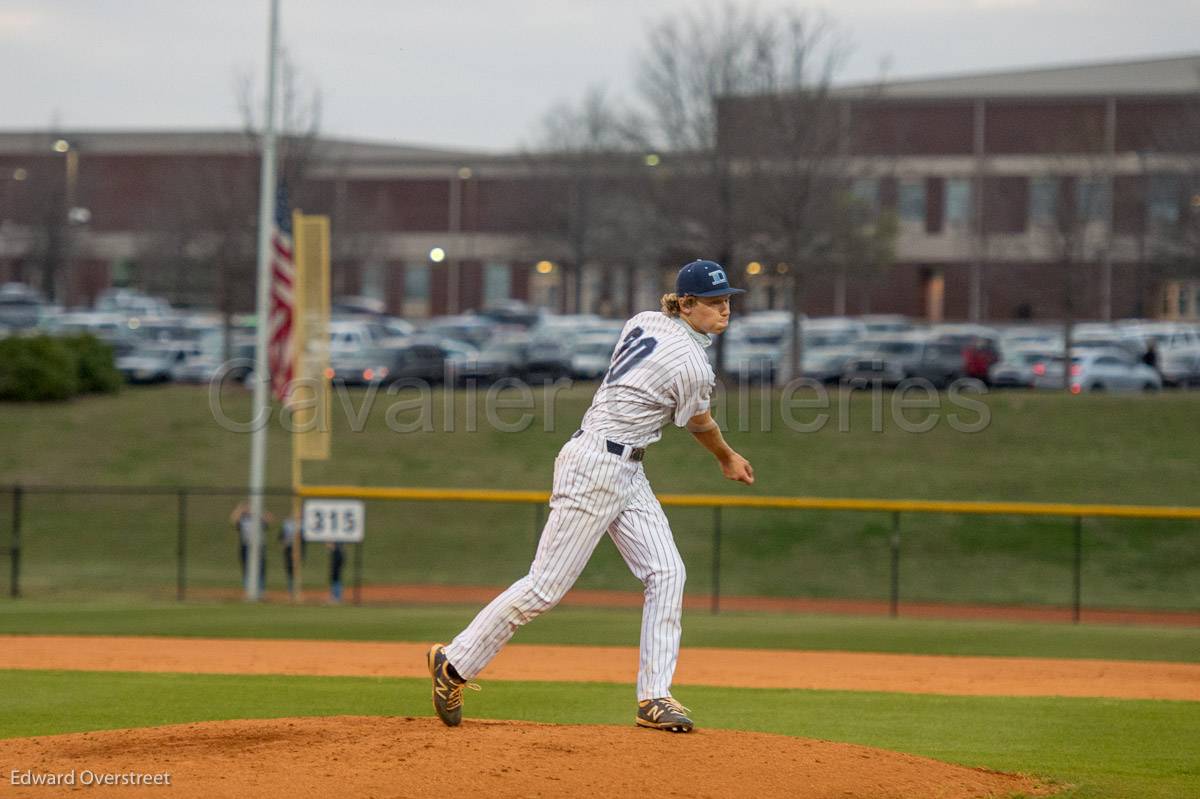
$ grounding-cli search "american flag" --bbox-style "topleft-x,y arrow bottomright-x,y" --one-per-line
267,183 -> 295,404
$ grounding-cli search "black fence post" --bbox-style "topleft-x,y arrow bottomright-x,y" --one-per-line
711,506 -> 722,615
10,484 -> 22,599
889,511 -> 901,618
176,489 -> 187,602
353,540 -> 364,606
1073,516 -> 1083,624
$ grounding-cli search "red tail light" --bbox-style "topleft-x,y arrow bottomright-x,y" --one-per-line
323,367 -> 334,380
1032,363 -> 1046,376
1070,364 -> 1083,376
363,368 -> 375,381
1070,384 -> 1082,394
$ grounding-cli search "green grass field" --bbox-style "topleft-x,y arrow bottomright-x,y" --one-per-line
1,385 -> 1198,609
0,601 -> 1197,799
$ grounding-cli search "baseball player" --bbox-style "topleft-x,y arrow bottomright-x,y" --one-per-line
429,259 -> 754,733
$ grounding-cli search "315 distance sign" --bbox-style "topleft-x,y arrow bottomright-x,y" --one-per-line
302,500 -> 365,543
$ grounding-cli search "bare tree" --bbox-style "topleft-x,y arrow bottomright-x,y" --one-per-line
1034,168 -> 1111,387
138,49 -> 322,356
721,10 -> 895,377
14,132 -> 73,304
634,3 -> 871,375
520,86 -> 665,314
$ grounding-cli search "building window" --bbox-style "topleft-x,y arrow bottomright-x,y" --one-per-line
484,262 -> 510,304
898,179 -> 925,222
1076,178 -> 1108,222
362,260 -> 385,301
851,178 -> 879,213
1148,174 -> 1182,226
1029,176 -> 1057,223
405,263 -> 430,301
944,178 -> 971,225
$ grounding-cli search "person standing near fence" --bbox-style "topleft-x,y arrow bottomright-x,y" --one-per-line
327,542 -> 345,604
231,501 -> 272,594
279,515 -> 305,594
427,259 -> 755,734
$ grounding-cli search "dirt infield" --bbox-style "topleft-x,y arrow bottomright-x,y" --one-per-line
0,716 -> 1055,799
3,635 -> 1198,700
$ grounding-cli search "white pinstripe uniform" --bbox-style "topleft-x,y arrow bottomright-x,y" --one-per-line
445,310 -> 716,700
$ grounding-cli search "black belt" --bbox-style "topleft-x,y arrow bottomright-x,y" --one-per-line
572,430 -> 645,462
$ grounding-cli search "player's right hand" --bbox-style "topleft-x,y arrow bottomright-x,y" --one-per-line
720,452 -> 754,485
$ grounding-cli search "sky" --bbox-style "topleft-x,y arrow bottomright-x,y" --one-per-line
1,0 -> 1197,152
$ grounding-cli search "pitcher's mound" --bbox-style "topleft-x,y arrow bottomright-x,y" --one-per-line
0,716 -> 1055,798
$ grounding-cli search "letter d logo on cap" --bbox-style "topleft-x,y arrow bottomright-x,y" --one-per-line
708,268 -> 728,285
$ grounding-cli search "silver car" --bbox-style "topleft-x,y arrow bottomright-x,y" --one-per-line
1034,349 -> 1162,393
988,347 -> 1056,389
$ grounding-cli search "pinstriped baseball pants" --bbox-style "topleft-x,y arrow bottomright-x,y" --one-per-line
445,430 -> 686,701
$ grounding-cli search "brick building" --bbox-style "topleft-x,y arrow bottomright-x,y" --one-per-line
722,53 -> 1200,321
1,54 -> 1197,321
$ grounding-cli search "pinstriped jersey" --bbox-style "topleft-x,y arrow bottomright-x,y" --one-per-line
580,311 -> 716,449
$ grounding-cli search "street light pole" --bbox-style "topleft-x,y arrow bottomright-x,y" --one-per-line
447,169 -> 460,314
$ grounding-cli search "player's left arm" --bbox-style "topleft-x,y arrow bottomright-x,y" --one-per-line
686,411 -> 754,485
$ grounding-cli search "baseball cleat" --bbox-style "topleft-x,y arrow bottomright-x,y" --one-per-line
427,644 -> 478,727
636,697 -> 694,733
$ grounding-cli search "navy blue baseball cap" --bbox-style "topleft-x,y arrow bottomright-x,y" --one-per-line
676,259 -> 745,297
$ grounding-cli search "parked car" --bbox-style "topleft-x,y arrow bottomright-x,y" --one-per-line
380,317 -> 417,339
570,334 -> 618,380
843,335 -> 964,387
1158,345 -> 1200,387
449,338 -> 530,384
999,326 -> 1063,354
43,311 -> 138,356
0,282 -> 46,330
436,338 -> 479,382
328,319 -> 378,359
1127,323 -> 1200,386
423,315 -> 496,350
1071,333 -> 1146,360
988,347 -> 1057,388
524,339 -> 573,381
1034,349 -> 1162,393
724,342 -> 779,384
858,314 -> 912,335
332,340 -> 447,387
173,339 -> 256,384
117,342 -> 203,384
801,344 -> 858,383
804,317 -> 866,348
476,301 -> 544,330
94,288 -> 172,318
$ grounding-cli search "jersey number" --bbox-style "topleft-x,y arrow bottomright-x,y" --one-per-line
605,326 -> 658,383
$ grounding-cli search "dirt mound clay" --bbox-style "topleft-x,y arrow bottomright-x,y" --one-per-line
0,716 -> 1054,798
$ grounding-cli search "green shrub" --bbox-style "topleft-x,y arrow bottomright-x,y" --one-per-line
0,336 -> 81,401
61,334 -> 122,394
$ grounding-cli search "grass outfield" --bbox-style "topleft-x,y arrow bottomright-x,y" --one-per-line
1,385 -> 1198,609
3,600 -> 1200,662
1,670 -> 1196,799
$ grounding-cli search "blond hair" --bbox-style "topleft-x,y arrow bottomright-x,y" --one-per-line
660,292 -> 696,317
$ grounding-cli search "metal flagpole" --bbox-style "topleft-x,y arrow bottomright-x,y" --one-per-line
247,0 -> 281,601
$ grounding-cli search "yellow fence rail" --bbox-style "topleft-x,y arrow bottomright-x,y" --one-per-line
297,484 -> 1200,521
